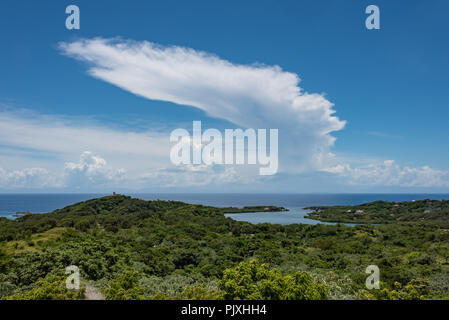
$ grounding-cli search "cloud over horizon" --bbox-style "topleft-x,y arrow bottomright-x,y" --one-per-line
324,160 -> 449,188
1,145 -> 449,190
0,167 -> 57,189
64,151 -> 126,189
59,38 -> 346,173
0,38 -> 447,191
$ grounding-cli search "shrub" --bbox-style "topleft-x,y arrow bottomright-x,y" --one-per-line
218,259 -> 327,300
2,275 -> 85,300
104,270 -> 145,300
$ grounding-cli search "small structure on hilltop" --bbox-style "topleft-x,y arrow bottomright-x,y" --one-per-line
355,210 -> 365,215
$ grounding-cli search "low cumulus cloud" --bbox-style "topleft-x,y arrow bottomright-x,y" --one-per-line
0,151 -> 254,190
64,151 -> 126,188
0,109 -> 260,189
0,167 -> 58,189
59,38 -> 346,173
323,160 -> 449,187
0,152 -> 126,190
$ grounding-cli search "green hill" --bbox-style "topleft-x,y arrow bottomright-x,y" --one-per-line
305,199 -> 449,225
1,195 -> 449,300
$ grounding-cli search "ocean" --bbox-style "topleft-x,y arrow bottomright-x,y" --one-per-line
1,193 -> 449,225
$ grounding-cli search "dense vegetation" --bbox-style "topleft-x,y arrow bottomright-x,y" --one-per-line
1,195 -> 449,300
306,199 -> 449,225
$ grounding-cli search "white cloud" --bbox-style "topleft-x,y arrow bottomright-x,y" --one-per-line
59,38 -> 346,173
0,108 -> 265,190
0,146 -> 256,190
323,160 -> 449,187
1,39 -> 447,190
0,109 -> 170,174
64,151 -> 126,188
0,152 -> 126,190
0,167 -> 58,189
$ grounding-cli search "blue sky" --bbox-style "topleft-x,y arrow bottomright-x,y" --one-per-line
0,0 -> 448,192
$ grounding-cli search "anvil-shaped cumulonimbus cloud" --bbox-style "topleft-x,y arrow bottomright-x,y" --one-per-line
60,38 -> 346,173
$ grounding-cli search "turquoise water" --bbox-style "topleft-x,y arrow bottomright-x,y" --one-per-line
1,193 -> 449,225
224,207 -> 343,225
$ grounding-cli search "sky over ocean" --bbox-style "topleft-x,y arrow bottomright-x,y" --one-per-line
0,1 -> 448,193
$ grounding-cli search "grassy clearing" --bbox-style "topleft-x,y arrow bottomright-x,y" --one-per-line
1,227 -> 67,255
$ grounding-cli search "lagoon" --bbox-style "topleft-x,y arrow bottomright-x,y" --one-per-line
224,207 -> 351,225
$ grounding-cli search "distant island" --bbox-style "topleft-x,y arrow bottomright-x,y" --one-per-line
1,195 -> 449,300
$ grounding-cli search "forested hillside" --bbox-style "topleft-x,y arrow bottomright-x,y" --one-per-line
1,195 -> 449,300
306,199 -> 449,225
